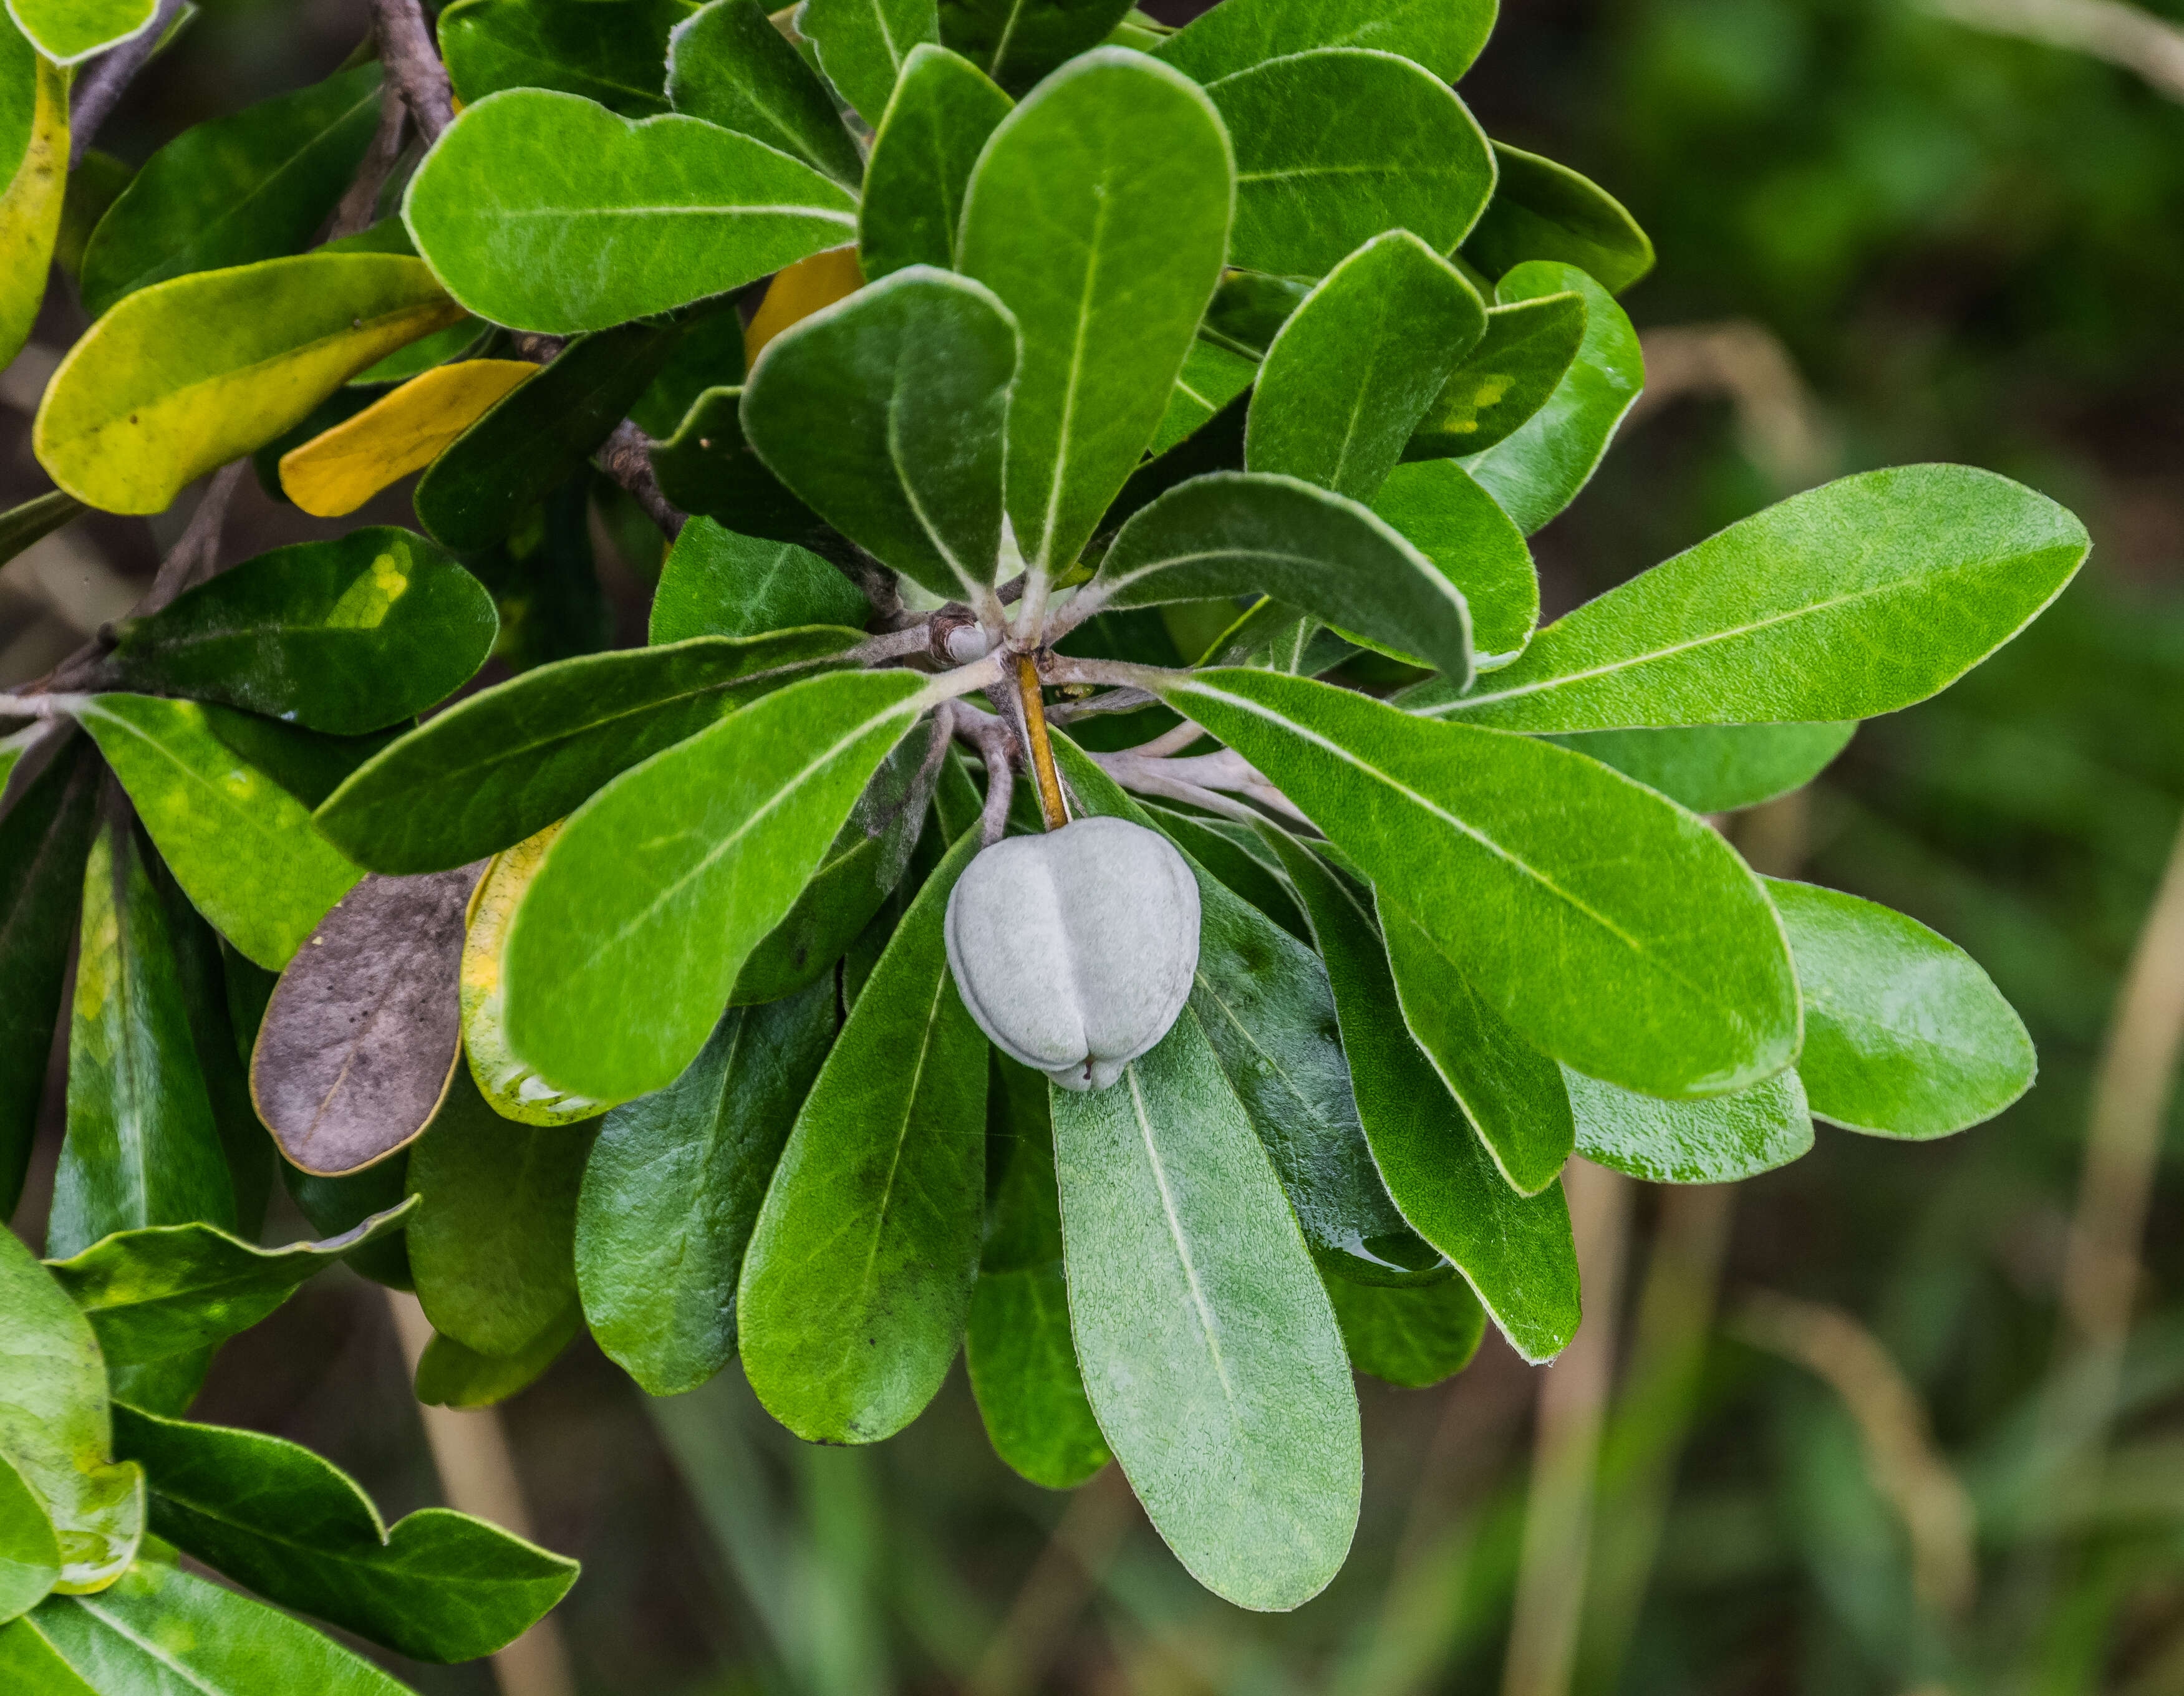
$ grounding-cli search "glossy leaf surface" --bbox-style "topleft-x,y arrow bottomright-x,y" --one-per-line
958,48 -> 1233,579
577,980 -> 835,1395
1326,1276 -> 1485,1388
0,41 -> 64,372
0,1231 -> 143,1595
938,0 -> 1133,91
1206,49 -> 1492,281
1565,1067 -> 1812,1183
277,360 -> 537,518
1245,230 -> 1485,502
802,0 -> 939,119
76,695 -> 363,970
34,255 -> 463,514
740,832 -> 985,1442
250,868 -> 476,1173
1160,669 -> 1799,1099
0,489 -> 82,572
1404,289 -> 1587,461
859,44 -> 1010,277
744,266 -> 1017,600
79,64 -> 383,320
499,668 -> 932,1103
1767,877 -> 2036,1139
4,0 -> 155,65
1459,261 -> 1640,536
1155,0 -> 1496,84
1426,466 -> 2092,731
110,1404 -> 576,1662
51,816 -> 234,1260
315,629 -> 861,874
407,1069 -> 594,1357
1051,1008 -> 1360,1611
1464,143 -> 1655,296
441,0 -> 695,116
1547,723 -> 1855,814
1266,832 -> 1578,1360
413,1308 -> 579,1408
0,1451 -> 59,1625
649,519 -> 867,643
669,0 -> 862,186
1368,459 -> 1535,670
1085,472 -> 1474,687
402,89 -> 859,334
104,529 -> 497,735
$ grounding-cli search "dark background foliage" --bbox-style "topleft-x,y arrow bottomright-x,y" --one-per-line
9,0 -> 2184,1689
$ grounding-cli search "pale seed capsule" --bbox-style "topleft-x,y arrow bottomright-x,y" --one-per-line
944,816 -> 1201,1091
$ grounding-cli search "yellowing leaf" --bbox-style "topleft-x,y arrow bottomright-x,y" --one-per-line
744,243 -> 862,366
33,253 -> 466,514
279,359 -> 538,518
0,45 -> 66,370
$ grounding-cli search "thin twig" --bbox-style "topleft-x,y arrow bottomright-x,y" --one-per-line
1045,687 -> 1157,723
950,701 -> 1017,846
140,461 -> 246,612
1013,653 -> 1068,830
368,0 -> 456,142
327,87 -> 408,241
594,420 -> 685,539
1128,720 -> 1206,761
68,0 -> 187,156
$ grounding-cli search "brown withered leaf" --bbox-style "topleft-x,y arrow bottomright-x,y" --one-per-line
251,863 -> 484,1173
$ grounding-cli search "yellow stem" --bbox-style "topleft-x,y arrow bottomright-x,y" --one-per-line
1015,653 -> 1068,831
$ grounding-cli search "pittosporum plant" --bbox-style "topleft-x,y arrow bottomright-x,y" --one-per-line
0,0 -> 2086,1665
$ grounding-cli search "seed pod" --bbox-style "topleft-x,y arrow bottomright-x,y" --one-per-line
944,816 -> 1201,1091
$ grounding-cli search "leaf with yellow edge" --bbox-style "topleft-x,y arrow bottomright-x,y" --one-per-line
279,360 -> 538,518
743,244 -> 864,367
0,34 -> 66,371
32,254 -> 466,514
460,824 -> 611,1128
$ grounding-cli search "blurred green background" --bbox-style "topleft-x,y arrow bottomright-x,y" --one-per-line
9,0 -> 2184,1690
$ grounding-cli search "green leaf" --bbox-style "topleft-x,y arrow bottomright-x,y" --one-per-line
1080,472 -> 1474,687
649,385 -> 829,544
1154,0 -> 1496,84
0,734 -> 98,1214
1206,49 -> 1492,281
500,668 -> 935,1104
743,266 -> 1018,602
3,0 -> 155,65
110,1404 -> 577,1662
938,0 -> 1134,92
1148,339 -> 1258,460
44,1205 -> 415,1372
51,814 -> 235,1260
1766,877 -> 2036,1139
16,1543 -> 413,1693
1458,260 -> 1641,536
650,519 -> 868,643
577,979 -> 836,1396
800,0 -> 939,120
1463,143 -> 1655,296
966,1056 -> 1109,1489
102,529 -> 496,735
859,44 -> 1009,278
282,1155 -> 413,1292
1325,1276 -> 1484,1389
669,0 -> 862,186
415,322 -> 683,552
1202,269 -> 1309,359
631,306 -> 746,438
1368,459 -> 1535,670
1050,1006 -> 1358,1611
1051,736 -> 1433,1282
413,1308 -> 579,1408
0,489 -> 83,572
1380,899 -> 1573,1195
1159,669 -> 1800,1098
1245,229 -> 1485,503
1143,804 -> 1308,942
249,869 -> 475,1174
442,0 -> 696,117
1564,1067 -> 1812,1183
0,1231 -> 143,1595
1424,466 -> 2092,731
314,629 -> 863,875
55,148 -> 132,285
1404,289 -> 1587,461
402,89 -> 859,335
75,695 -> 364,970
1264,832 -> 1578,1361
34,254 -> 465,516
1545,723 -> 1855,814
407,1068 -> 594,1358
0,32 -> 64,372
0,1451 -> 60,1626
958,47 -> 1233,582
739,831 -> 986,1442
79,65 -> 384,320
